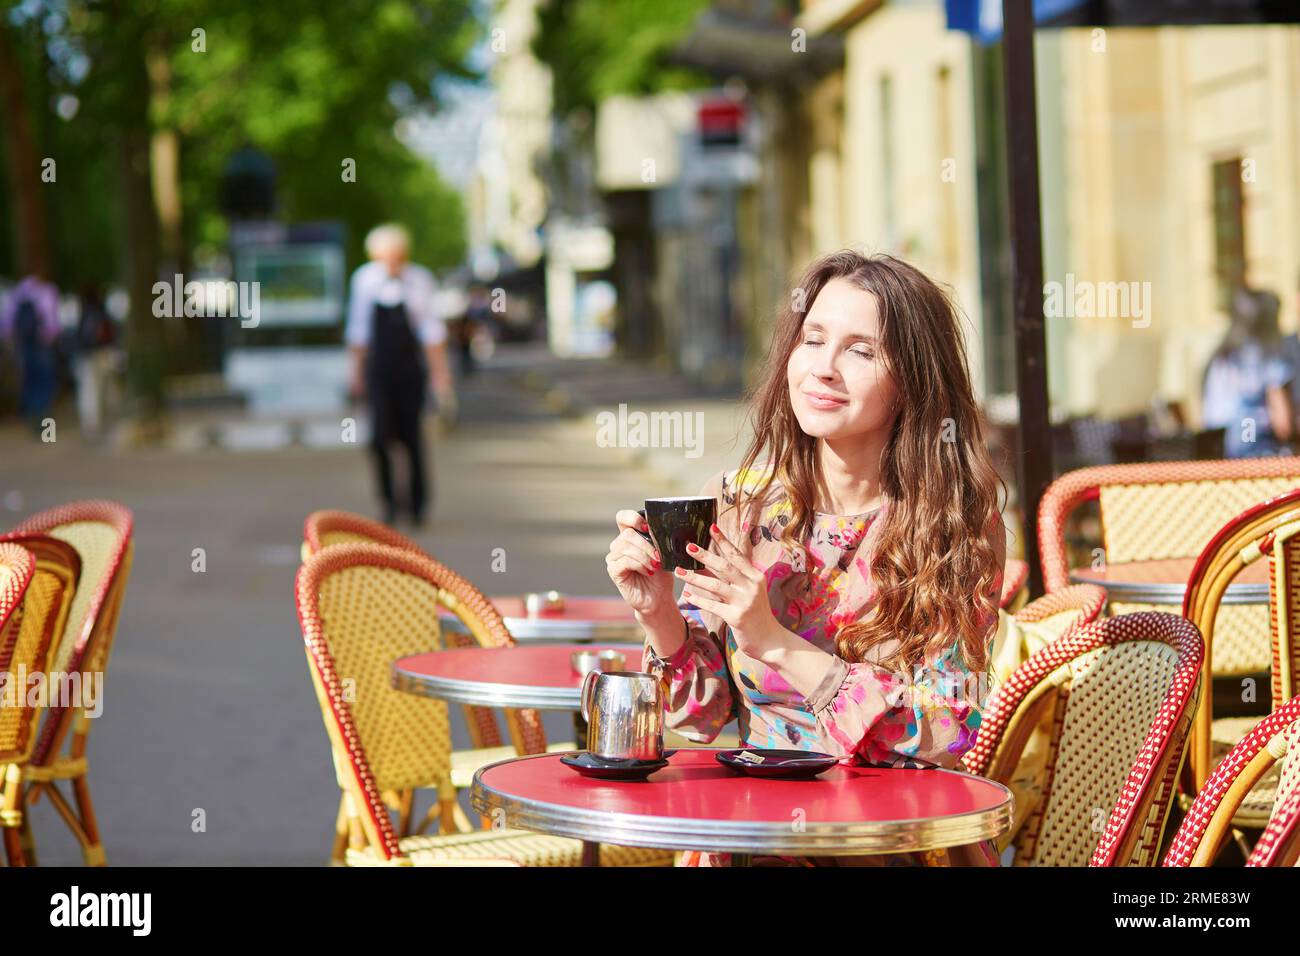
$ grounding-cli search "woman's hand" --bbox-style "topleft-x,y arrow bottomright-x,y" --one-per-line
605,510 -> 675,616
675,522 -> 783,658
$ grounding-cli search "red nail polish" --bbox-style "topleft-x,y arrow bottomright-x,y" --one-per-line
710,523 -> 720,534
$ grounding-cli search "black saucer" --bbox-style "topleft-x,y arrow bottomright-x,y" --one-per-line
715,748 -> 838,779
560,751 -> 673,781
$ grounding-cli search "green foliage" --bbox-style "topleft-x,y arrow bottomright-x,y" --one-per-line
534,0 -> 712,115
2,0 -> 479,285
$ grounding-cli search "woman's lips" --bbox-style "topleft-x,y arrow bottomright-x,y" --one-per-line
803,392 -> 848,410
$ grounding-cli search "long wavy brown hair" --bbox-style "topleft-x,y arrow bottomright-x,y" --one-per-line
728,250 -> 1004,675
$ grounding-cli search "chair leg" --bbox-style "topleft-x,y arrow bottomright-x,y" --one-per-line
451,803 -> 474,833
18,811 -> 37,866
2,771 -> 28,867
70,773 -> 106,866
1230,827 -> 1255,863
397,790 -> 415,838
330,795 -> 350,866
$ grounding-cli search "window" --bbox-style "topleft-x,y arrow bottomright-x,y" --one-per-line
1211,157 -> 1246,310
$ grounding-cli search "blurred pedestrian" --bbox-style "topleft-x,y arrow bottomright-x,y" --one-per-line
346,224 -> 456,527
1201,286 -> 1293,458
457,283 -> 493,377
0,273 -> 61,433
74,281 -> 119,440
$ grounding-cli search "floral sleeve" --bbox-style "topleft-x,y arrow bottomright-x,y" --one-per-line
802,519 -> 1006,769
640,469 -> 739,742
642,601 -> 738,742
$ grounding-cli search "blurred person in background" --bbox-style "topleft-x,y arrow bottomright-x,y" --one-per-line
1202,286 -> 1293,458
346,223 -> 456,527
0,273 -> 61,434
74,281 -> 119,441
456,283 -> 493,377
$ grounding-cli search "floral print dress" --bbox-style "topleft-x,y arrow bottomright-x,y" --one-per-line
642,465 -> 1005,867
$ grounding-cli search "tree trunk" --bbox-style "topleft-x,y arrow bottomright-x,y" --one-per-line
0,20 -> 51,278
112,13 -> 167,432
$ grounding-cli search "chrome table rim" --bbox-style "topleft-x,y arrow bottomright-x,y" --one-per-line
391,648 -> 642,710
470,750 -> 1014,856
438,614 -> 643,643
1066,573 -> 1268,606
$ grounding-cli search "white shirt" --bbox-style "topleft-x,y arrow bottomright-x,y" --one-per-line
344,260 -> 447,348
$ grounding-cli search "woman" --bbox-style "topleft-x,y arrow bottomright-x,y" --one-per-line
605,251 -> 1006,866
1201,287 -> 1293,458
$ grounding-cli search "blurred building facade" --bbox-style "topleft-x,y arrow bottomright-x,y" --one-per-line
799,0 -> 1300,425
1038,24 -> 1300,422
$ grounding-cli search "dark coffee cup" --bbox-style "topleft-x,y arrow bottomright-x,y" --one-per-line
636,496 -> 717,572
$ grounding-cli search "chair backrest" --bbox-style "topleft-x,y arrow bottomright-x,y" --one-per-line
999,559 -> 1029,610
1038,458 -> 1300,592
299,508 -> 546,754
968,612 -> 1203,867
1163,696 -> 1300,867
1247,714 -> 1300,867
6,500 -> 133,766
0,548 -> 36,759
968,585 -> 1108,849
0,535 -> 80,764
1180,489 -> 1300,790
296,542 -> 519,861
301,510 -> 421,562
1264,519 -> 1300,711
975,583 -> 1109,746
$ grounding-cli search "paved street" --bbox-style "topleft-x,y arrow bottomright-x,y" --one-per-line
1,346 -> 740,864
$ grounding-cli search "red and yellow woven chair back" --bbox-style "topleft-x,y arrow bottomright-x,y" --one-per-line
0,542 -> 36,719
297,542 -> 521,860
1180,489 -> 1300,791
6,501 -> 133,765
1163,696 -> 1300,866
969,585 -> 1106,847
0,536 -> 80,765
1038,459 -> 1300,591
1247,713 -> 1300,866
968,612 -> 1203,867
301,510 -> 422,562
300,509 -> 548,755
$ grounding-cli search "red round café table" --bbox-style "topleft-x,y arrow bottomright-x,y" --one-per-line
470,749 -> 1014,864
392,644 -> 643,710
436,595 -> 641,645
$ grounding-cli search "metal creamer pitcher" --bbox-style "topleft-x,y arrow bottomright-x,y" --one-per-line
579,670 -> 664,761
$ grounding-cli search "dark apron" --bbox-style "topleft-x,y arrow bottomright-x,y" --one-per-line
365,299 -> 426,426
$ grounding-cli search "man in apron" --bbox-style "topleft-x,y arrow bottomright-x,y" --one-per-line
346,224 -> 454,526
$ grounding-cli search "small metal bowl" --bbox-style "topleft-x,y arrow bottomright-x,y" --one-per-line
571,649 -> 626,677
524,590 -> 566,614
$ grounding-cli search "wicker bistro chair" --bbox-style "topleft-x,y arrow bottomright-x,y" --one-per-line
1180,492 -> 1300,824
972,585 -> 1108,852
0,544 -> 35,863
2,501 -> 133,867
301,511 -> 569,856
0,536 -> 81,865
295,542 -> 673,866
1038,458 -> 1300,595
1163,696 -> 1300,867
962,612 -> 1204,866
